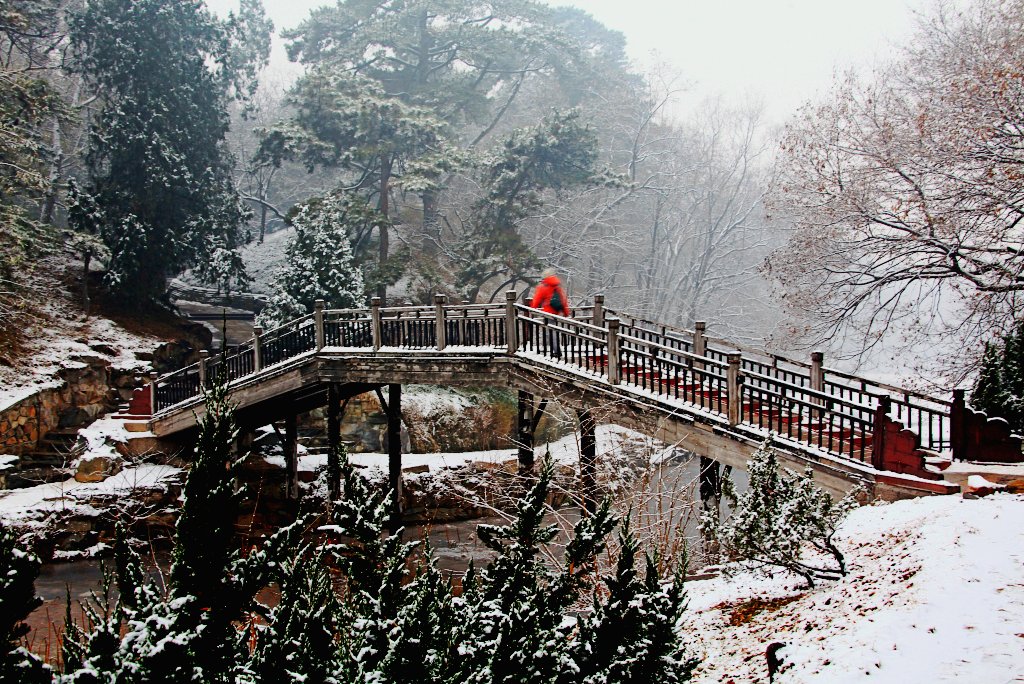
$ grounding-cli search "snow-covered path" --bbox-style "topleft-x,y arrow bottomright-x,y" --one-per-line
684,493 -> 1024,683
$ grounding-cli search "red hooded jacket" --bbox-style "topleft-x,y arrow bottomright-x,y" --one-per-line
531,275 -> 571,316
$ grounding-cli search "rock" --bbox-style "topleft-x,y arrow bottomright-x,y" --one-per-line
89,343 -> 118,356
1005,478 -> 1024,494
74,455 -> 123,483
962,474 -> 1007,499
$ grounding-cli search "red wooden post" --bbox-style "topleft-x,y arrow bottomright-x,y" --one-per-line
951,389 -> 966,461
871,395 -> 891,470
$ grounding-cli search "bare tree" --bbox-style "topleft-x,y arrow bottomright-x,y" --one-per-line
768,0 -> 1024,380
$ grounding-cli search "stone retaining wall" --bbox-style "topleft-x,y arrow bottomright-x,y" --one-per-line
0,359 -> 130,454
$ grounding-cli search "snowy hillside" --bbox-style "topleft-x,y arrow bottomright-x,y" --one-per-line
684,493 -> 1024,683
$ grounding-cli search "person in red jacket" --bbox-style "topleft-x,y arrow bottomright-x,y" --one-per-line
530,268 -> 571,317
530,268 -> 570,357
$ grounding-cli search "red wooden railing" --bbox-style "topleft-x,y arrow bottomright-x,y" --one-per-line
147,293 -> 1021,472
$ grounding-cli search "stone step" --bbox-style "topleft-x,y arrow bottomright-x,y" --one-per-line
30,436 -> 85,455
23,452 -> 80,466
5,467 -> 71,489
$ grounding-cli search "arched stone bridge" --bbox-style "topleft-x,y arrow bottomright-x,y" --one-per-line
135,294 -> 1022,512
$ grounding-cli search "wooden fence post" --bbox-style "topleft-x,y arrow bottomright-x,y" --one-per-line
252,326 -> 263,373
371,297 -> 382,351
149,371 -> 158,414
693,321 -> 707,357
505,290 -> 519,355
434,293 -> 447,350
810,350 -> 824,393
727,352 -> 742,425
593,294 -> 605,327
198,350 -> 209,388
871,395 -> 892,470
314,299 -> 326,350
607,317 -> 620,385
951,389 -> 966,461
809,350 -> 825,421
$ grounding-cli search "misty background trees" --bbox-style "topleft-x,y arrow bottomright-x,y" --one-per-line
2,0 -> 1023,391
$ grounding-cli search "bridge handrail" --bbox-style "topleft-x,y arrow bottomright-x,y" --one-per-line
617,332 -> 728,370
149,294 -> 957,457
323,308 -> 373,318
739,369 -> 876,462
444,302 -> 506,314
514,304 -> 609,336
380,305 -> 436,315
607,307 -> 950,406
604,306 -> 951,450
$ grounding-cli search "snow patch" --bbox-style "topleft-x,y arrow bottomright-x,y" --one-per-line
684,494 -> 1024,683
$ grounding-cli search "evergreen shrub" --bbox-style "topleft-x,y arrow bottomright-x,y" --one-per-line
972,321 -> 1024,434
703,438 -> 860,588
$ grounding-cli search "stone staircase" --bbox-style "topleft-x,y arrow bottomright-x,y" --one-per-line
5,428 -> 86,488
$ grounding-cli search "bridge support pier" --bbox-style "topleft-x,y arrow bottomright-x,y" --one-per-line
578,409 -> 598,515
284,413 -> 299,501
383,384 -> 404,532
327,383 -> 341,501
517,390 -> 536,472
698,456 -> 724,511
698,456 -> 723,559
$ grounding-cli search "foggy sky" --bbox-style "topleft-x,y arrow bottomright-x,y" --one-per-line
207,0 -> 945,123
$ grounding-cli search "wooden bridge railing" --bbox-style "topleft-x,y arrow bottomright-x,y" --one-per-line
606,309 -> 951,453
152,292 -> 1002,473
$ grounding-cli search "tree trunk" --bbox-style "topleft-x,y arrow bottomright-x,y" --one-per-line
81,251 -> 91,317
377,156 -> 393,303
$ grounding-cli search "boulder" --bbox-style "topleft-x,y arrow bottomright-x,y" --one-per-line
1005,478 -> 1024,494
962,474 -> 1007,499
74,454 -> 123,483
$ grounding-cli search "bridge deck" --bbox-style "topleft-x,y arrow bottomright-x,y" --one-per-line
141,296 -> 1012,498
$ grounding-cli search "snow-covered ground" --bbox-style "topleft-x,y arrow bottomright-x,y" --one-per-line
282,423 -> 676,480
0,313 -> 158,411
684,493 -> 1024,683
0,463 -> 182,531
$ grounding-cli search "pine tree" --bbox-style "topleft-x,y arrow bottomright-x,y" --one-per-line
70,0 -> 271,304
973,321 -> 1024,433
449,461 -> 618,684
0,2 -> 63,339
0,525 -> 49,684
569,518 -> 698,684
257,193 -> 369,328
163,376 -> 248,680
247,546 -> 340,684
323,448 -> 425,680
455,110 -> 610,300
706,438 -> 860,588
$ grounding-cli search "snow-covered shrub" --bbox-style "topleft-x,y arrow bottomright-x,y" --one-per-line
50,389 -> 698,682
973,320 -> 1024,434
319,454 -> 699,683
704,438 -> 860,588
257,193 -> 369,328
0,525 -> 49,683
570,517 -> 699,683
